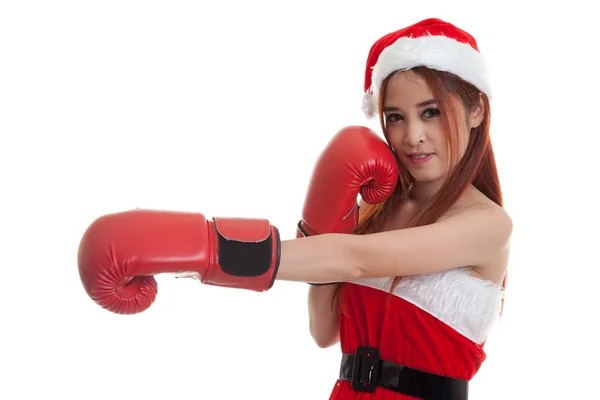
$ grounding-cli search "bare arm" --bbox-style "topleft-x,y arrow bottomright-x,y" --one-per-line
278,204 -> 512,283
306,197 -> 370,348
307,283 -> 341,348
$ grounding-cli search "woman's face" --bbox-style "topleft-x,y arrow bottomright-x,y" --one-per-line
382,70 -> 483,184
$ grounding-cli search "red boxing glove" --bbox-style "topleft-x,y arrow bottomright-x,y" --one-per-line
297,125 -> 398,238
77,209 -> 280,315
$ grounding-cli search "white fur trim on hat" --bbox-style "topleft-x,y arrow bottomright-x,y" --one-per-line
363,34 -> 491,118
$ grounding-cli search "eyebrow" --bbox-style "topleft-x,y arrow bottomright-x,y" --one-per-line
382,99 -> 436,112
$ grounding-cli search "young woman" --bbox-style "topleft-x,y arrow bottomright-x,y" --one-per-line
299,18 -> 511,399
78,17 -> 510,400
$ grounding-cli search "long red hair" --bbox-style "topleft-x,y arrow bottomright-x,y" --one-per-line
337,67 -> 507,314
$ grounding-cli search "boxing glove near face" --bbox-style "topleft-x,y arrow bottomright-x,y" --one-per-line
298,126 -> 399,238
77,209 -> 280,315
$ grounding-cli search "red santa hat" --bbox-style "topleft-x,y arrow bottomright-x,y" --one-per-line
362,18 -> 491,118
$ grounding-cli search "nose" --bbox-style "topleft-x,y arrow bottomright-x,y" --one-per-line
405,121 -> 425,146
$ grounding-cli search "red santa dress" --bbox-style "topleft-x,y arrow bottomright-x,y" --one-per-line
327,267 -> 504,399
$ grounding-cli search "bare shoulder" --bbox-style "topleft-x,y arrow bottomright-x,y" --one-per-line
448,186 -> 512,283
442,185 -> 511,224
470,187 -> 512,237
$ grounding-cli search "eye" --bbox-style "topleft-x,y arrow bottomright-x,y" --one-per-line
385,113 -> 403,124
423,108 -> 440,119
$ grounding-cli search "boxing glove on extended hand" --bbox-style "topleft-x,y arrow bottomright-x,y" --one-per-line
78,209 -> 280,315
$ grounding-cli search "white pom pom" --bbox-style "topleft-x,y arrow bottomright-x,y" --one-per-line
361,91 -> 378,118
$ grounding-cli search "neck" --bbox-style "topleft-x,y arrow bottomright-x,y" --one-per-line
409,178 -> 446,207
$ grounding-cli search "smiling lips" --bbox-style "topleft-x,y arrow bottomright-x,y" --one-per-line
407,153 -> 434,164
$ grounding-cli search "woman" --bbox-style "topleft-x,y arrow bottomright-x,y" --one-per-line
77,16 -> 510,400
300,18 -> 512,399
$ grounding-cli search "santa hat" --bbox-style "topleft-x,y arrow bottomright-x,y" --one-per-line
362,18 -> 491,118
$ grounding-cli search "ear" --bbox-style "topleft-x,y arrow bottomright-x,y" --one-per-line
468,94 -> 485,129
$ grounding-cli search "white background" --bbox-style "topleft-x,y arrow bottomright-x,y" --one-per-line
1,1 -> 598,399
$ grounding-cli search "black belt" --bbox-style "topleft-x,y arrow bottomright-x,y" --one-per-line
338,347 -> 469,400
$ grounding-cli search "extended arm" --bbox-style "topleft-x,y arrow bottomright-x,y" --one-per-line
277,204 -> 512,283
77,201 -> 510,315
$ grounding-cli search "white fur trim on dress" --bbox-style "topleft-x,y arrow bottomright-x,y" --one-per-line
362,35 -> 492,118
351,267 -> 504,344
